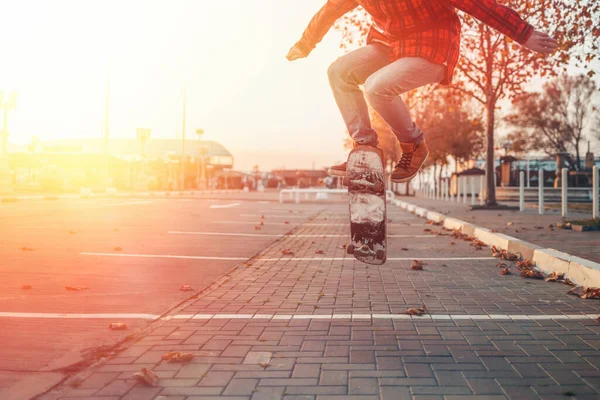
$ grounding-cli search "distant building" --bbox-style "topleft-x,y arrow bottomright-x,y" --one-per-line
8,138 -> 237,191
271,169 -> 329,188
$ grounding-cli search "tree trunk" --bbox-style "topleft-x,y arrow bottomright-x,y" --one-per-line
574,140 -> 582,171
485,100 -> 497,206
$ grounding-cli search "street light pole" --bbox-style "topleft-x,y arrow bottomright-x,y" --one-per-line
0,90 -> 17,194
135,128 -> 151,191
180,85 -> 187,191
195,128 -> 206,190
104,56 -> 111,186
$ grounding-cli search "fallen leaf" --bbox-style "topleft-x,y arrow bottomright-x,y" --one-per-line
162,351 -> 194,363
133,368 -> 159,387
261,215 -> 265,219
254,225 -> 262,231
500,267 -> 511,276
516,260 -> 536,270
20,247 -> 34,251
179,285 -> 194,292
65,285 -> 88,291
404,306 -> 428,316
507,222 -> 514,226
411,260 -> 424,270
282,249 -> 295,256
315,250 -> 324,255
581,288 -> 600,299
521,270 -> 544,280
109,323 -> 127,330
423,228 -> 432,232
284,221 -> 290,225
401,247 -> 409,251
567,286 -> 585,297
113,247 -> 123,251
545,272 -> 565,282
450,242 -> 456,246
21,285 -> 33,290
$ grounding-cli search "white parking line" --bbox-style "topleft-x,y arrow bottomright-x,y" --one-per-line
170,313 -> 600,321
80,252 -> 494,262
81,252 -> 248,261
168,231 -> 435,239
101,201 -> 155,207
214,221 -> 426,227
2,312 -> 596,322
240,214 -> 307,219
0,312 -> 160,320
210,203 -> 241,209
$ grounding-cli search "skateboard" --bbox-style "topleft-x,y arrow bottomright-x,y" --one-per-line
345,145 -> 387,265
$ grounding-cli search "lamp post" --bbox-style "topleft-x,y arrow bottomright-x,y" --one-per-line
135,128 -> 151,191
0,90 -> 17,194
195,129 -> 207,190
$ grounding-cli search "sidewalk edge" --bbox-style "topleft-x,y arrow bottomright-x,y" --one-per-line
393,198 -> 600,288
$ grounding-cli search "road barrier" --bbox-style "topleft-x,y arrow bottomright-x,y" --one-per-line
279,188 -> 395,204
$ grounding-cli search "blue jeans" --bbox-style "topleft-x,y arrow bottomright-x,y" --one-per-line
328,43 -> 446,146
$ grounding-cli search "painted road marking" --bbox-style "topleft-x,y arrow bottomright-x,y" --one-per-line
210,203 -> 241,209
81,252 -> 248,261
240,214 -> 307,219
81,252 -> 494,262
0,312 -> 160,319
101,201 -> 155,207
1,312 -> 597,322
214,221 -> 426,227
169,231 -> 435,239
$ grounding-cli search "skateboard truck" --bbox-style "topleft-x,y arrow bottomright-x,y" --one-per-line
346,243 -> 385,260
348,178 -> 384,192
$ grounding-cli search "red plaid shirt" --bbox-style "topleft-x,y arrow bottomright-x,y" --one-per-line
295,0 -> 533,85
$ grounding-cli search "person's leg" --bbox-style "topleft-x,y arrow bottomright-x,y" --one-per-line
363,57 -> 445,183
363,57 -> 445,144
327,43 -> 392,147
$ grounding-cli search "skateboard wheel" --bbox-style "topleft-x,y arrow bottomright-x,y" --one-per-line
346,244 -> 354,255
376,250 -> 385,260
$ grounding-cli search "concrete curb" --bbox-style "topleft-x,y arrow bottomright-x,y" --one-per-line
393,198 -> 600,288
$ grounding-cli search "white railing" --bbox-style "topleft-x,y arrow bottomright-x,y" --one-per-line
279,188 -> 395,204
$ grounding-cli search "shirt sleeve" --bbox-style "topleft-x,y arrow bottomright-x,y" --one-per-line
443,0 -> 534,44
294,0 -> 359,55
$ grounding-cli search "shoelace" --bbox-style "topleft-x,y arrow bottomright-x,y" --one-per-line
396,152 -> 413,170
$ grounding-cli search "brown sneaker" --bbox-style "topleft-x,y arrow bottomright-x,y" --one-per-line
391,139 -> 429,183
328,161 -> 347,177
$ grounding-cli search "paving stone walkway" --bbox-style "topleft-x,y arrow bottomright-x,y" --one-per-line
44,204 -> 600,400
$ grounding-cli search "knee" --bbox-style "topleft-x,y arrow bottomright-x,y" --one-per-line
327,59 -> 344,83
364,74 -> 405,101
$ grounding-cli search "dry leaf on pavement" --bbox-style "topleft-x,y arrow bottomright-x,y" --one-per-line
404,306 -> 428,316
581,288 -> 600,299
133,368 -> 159,387
282,249 -> 295,256
179,285 -> 194,292
109,323 -> 127,330
21,285 -> 32,290
65,285 -> 88,291
500,267 -> 511,275
411,260 -> 424,270
315,250 -> 324,255
521,270 -> 544,280
545,272 -> 565,282
162,351 -> 194,363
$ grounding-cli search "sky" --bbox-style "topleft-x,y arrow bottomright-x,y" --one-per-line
1,0 -> 598,171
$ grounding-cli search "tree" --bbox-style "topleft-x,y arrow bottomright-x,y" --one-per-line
334,1 -> 599,205
506,74 -> 599,169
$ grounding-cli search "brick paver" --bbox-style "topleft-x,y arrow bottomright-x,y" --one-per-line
48,203 -> 600,400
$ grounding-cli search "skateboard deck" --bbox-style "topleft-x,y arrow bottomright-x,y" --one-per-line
346,145 -> 387,265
